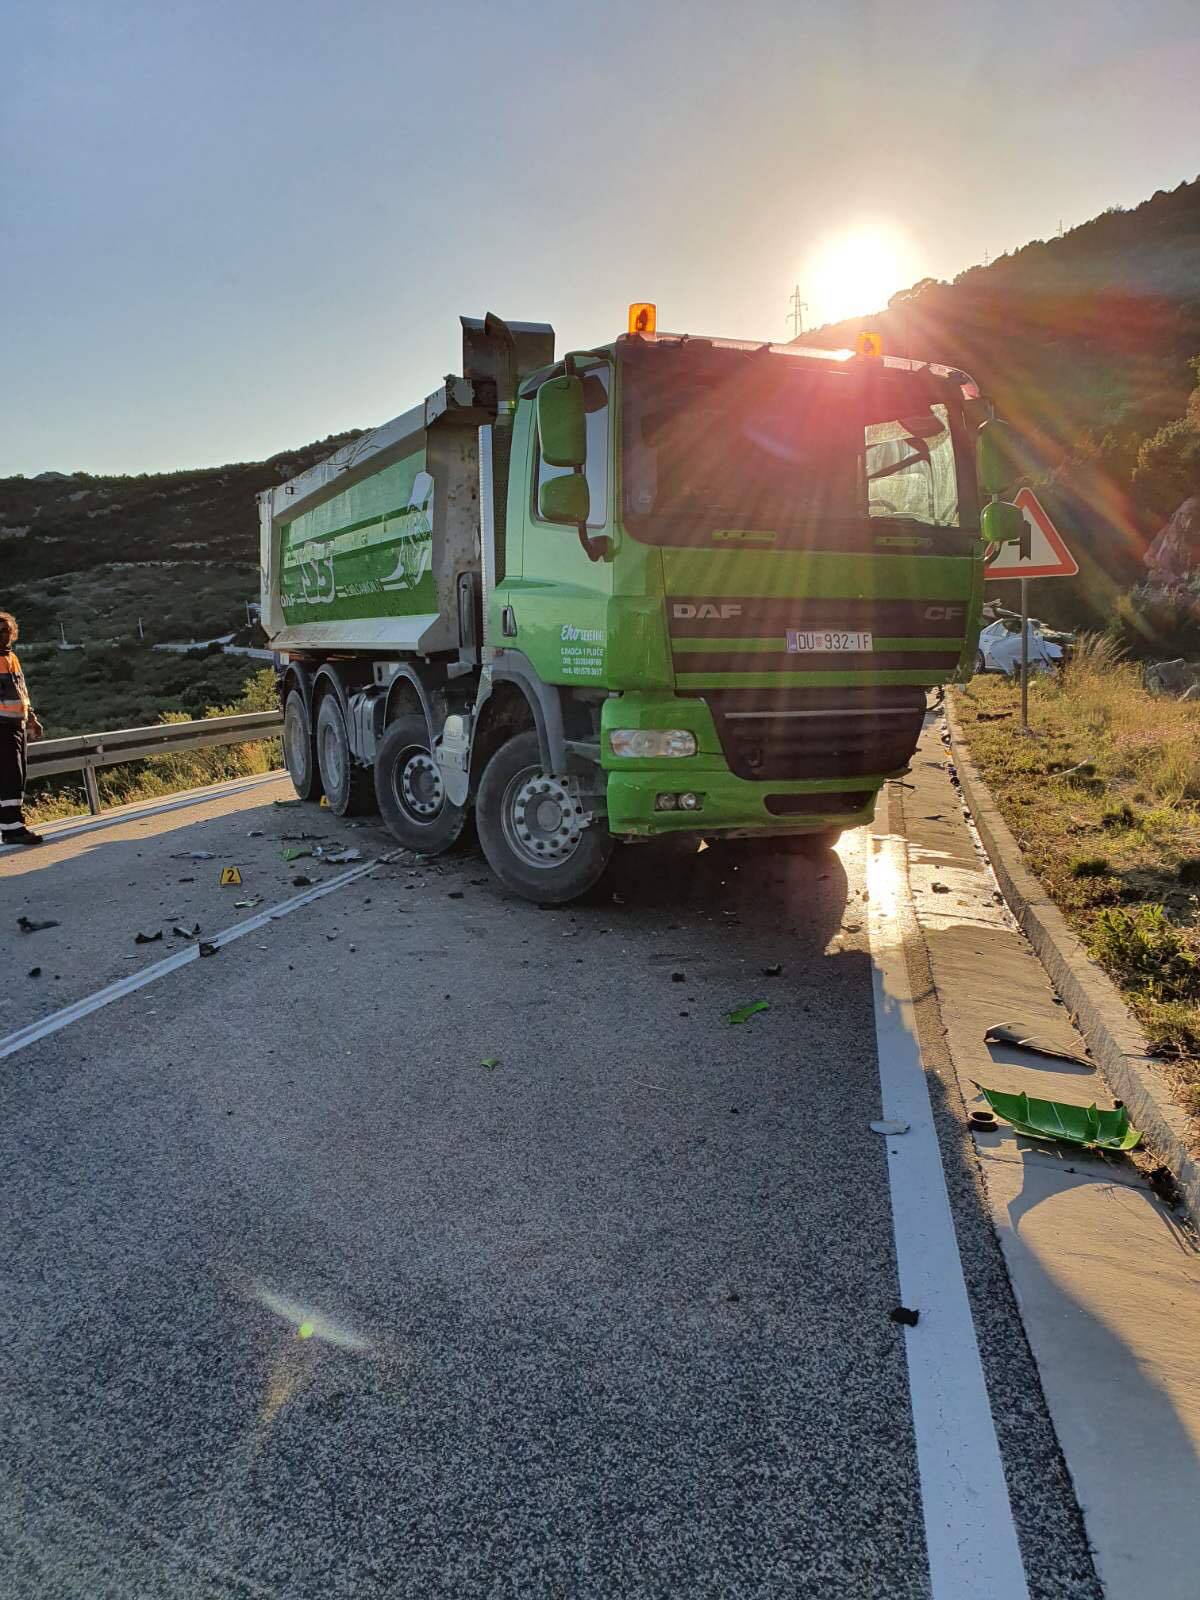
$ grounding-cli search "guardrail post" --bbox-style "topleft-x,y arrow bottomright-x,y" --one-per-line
82,762 -> 102,816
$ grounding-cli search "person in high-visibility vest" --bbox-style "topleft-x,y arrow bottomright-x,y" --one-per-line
0,610 -> 45,847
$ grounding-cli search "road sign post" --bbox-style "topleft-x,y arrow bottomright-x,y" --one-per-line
984,489 -> 1077,731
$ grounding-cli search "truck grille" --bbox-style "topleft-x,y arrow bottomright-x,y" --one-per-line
696,686 -> 927,781
668,596 -> 965,682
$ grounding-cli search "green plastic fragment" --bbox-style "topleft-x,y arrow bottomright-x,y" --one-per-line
280,846 -> 311,861
726,1000 -> 770,1025
977,1085 -> 1141,1150
480,1057 -> 500,1070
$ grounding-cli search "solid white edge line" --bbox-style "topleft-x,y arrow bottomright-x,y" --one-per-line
865,825 -> 1031,1600
0,771 -> 288,857
0,853 -> 399,1060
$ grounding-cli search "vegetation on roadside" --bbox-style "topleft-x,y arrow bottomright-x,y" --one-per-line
954,645 -> 1200,1120
25,668 -> 281,825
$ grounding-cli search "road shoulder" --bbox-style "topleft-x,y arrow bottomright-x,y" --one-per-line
894,717 -> 1200,1600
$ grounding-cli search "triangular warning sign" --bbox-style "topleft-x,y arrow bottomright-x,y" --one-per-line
220,865 -> 242,886
985,488 -> 1078,579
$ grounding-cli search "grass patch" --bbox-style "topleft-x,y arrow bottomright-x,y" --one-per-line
954,650 -> 1200,1130
1070,856 -> 1112,878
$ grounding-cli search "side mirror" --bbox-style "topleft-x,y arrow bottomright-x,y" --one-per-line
981,499 -> 1026,547
537,375 -> 587,468
539,474 -> 591,526
976,418 -> 1022,496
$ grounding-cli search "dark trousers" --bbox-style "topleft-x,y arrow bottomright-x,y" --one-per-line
0,720 -> 27,836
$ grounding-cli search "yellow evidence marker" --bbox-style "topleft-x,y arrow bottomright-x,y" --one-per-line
220,866 -> 242,886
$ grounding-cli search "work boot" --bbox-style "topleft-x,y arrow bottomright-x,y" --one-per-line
3,827 -> 44,846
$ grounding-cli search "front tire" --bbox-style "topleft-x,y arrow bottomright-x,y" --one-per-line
315,693 -> 376,817
476,730 -> 613,904
374,713 -> 469,854
282,688 -> 321,801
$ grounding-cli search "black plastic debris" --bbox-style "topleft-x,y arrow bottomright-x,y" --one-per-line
171,924 -> 200,939
671,971 -> 686,983
28,967 -> 41,978
198,941 -> 218,958
762,963 -> 783,977
134,930 -> 163,945
890,1306 -> 920,1327
18,916 -> 60,933
447,891 -> 464,900
291,874 -> 313,887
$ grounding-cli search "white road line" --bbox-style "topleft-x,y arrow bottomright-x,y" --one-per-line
0,772 -> 287,857
0,853 -> 398,1060
865,825 -> 1031,1600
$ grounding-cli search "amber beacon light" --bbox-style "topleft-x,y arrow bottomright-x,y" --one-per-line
628,302 -> 657,335
855,330 -> 883,358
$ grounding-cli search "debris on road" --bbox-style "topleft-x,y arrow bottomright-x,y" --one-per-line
726,1000 -> 769,1025
447,890 -> 464,899
273,799 -> 303,808
28,967 -> 41,978
984,1023 -> 1092,1069
291,874 -> 313,887
134,930 -> 163,944
969,1110 -> 997,1130
319,847 -> 363,864
976,1084 -> 1141,1150
234,898 -> 260,909
198,941 -> 218,957
170,851 -> 214,861
870,1119 -> 910,1136
280,846 -> 311,862
671,971 -> 686,982
172,923 -> 200,939
480,1057 -> 500,1070
890,1307 -> 920,1327
17,916 -> 60,933
762,963 -> 783,977
931,882 -> 951,894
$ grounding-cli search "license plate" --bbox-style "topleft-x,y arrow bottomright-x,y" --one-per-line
786,629 -> 873,653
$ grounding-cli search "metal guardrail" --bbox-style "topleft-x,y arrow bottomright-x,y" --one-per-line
27,710 -> 284,814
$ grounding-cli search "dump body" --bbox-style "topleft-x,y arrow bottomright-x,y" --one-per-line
259,380 -> 484,655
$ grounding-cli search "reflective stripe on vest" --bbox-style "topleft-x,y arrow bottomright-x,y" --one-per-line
0,651 -> 31,719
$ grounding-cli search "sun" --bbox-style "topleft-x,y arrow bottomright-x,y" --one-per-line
804,224 -> 916,330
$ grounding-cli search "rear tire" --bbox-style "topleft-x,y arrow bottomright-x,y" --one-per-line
315,692 -> 376,817
476,730 -> 613,904
374,713 -> 469,854
282,688 -> 321,801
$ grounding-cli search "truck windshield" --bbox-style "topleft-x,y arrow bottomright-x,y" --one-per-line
620,352 -> 967,547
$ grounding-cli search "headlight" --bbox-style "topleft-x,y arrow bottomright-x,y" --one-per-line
609,728 -> 697,759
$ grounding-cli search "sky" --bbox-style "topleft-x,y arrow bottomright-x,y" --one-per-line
2,0 -> 1199,477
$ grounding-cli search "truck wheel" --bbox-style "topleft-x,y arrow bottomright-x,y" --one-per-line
374,713 -> 469,854
282,688 -> 321,801
476,730 -> 613,904
315,693 -> 376,817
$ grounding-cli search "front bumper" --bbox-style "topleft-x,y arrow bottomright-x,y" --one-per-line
605,767 -> 880,838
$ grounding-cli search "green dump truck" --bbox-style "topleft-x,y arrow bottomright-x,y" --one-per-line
260,309 -> 1024,902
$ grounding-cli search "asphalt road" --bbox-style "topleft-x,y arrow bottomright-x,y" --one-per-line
0,781 -> 1103,1598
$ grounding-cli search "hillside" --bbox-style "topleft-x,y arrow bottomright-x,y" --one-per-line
798,175 -> 1200,639
0,433 -> 359,736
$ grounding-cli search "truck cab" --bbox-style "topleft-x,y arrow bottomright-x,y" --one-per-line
261,310 -> 1023,903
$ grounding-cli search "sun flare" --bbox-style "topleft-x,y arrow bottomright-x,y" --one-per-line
805,225 -> 915,329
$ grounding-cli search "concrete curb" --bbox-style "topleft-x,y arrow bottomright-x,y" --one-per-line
945,696 -> 1200,1229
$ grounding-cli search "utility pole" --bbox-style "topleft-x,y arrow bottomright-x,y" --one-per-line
788,285 -> 808,340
